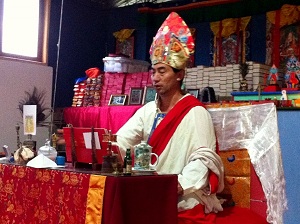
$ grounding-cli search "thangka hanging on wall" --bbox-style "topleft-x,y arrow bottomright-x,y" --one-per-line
266,4 -> 300,68
113,29 -> 135,58
221,35 -> 239,65
210,17 -> 251,66
265,20 -> 275,66
280,25 -> 300,66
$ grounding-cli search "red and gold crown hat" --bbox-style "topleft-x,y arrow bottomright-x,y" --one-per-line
149,12 -> 195,70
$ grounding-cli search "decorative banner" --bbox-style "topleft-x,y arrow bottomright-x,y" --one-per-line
113,29 -> 135,58
113,29 -> 135,42
23,105 -> 36,135
266,4 -> 300,28
279,25 -> 300,67
210,16 -> 251,66
266,4 -> 300,67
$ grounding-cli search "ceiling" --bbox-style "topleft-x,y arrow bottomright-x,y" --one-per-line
115,0 -> 175,7
90,0 -> 199,9
87,0 -> 248,12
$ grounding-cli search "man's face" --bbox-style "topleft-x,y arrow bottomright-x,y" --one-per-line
151,63 -> 182,96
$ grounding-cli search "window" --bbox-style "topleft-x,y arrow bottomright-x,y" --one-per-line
0,0 -> 50,63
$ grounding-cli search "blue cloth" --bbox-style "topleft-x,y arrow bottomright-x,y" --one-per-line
75,76 -> 86,84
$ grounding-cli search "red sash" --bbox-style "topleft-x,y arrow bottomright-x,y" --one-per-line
149,95 -> 205,157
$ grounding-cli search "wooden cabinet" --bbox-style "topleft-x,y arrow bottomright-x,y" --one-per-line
219,149 -> 251,208
219,149 -> 267,218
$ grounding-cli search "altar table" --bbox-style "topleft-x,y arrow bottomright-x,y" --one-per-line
63,106 -> 142,133
0,163 -> 178,224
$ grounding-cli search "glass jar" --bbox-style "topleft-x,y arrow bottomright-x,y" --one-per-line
38,140 -> 57,161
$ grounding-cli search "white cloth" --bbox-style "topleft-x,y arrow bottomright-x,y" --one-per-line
26,154 -> 58,168
116,95 -> 224,213
208,103 -> 287,224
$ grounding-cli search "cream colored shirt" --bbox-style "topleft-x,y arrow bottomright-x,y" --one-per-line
116,95 -> 224,213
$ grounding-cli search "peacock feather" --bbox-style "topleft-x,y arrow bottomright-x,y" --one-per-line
18,87 -> 51,126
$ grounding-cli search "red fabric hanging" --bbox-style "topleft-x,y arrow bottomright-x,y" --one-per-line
273,10 -> 281,67
236,18 -> 241,63
218,21 -> 223,66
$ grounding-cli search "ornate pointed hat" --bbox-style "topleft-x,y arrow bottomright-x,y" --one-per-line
149,12 -> 195,70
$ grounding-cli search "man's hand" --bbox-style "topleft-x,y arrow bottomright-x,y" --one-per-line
177,182 -> 183,196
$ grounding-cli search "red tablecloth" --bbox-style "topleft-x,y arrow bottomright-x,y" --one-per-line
103,175 -> 178,224
0,163 -> 178,224
0,163 -> 91,223
63,106 -> 142,133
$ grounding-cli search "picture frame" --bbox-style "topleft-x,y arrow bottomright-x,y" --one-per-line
129,87 -> 144,105
142,86 -> 157,104
108,94 -> 127,106
187,89 -> 199,99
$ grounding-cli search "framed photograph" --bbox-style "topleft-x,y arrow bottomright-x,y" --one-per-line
143,86 -> 157,104
129,87 -> 144,105
187,89 -> 199,98
108,94 -> 127,106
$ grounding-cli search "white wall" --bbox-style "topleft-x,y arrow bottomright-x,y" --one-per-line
0,58 -> 53,152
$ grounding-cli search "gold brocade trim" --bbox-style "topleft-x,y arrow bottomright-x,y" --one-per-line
210,21 -> 219,66
210,21 -> 220,37
242,28 -> 246,63
113,29 -> 135,42
210,16 -> 251,38
213,35 -> 217,65
85,175 -> 107,224
267,4 -> 300,27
